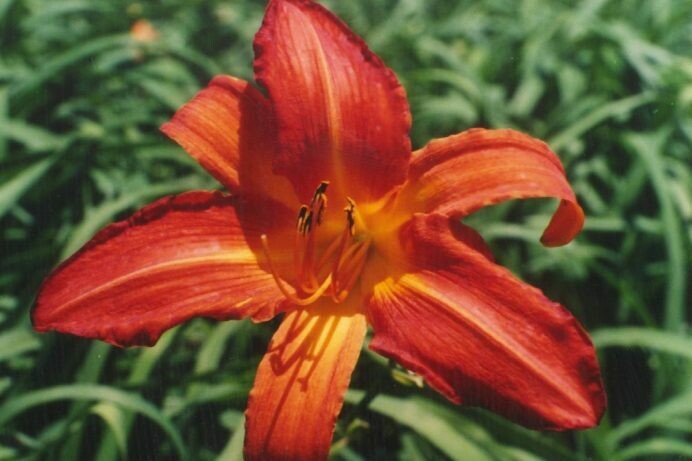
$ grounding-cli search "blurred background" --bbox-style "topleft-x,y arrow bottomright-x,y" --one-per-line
1,0 -> 690,459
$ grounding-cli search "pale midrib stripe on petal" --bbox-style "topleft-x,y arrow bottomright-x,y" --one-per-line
398,274 -> 591,412
297,6 -> 346,190
50,249 -> 259,316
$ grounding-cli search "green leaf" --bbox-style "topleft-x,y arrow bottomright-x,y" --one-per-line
194,321 -> 244,376
608,389 -> 692,445
0,157 -> 55,220
346,391 -> 531,461
91,403 -> 128,460
0,121 -> 65,152
94,329 -> 178,461
216,415 -> 245,461
549,93 -> 654,152
0,86 -> 7,160
625,132 -> 687,332
9,35 -> 132,101
0,328 -> 40,363
369,396 -> 493,460
618,438 -> 692,460
592,327 -> 692,360
0,384 -> 188,460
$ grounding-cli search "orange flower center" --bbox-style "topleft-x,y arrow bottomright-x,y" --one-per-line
261,181 -> 372,305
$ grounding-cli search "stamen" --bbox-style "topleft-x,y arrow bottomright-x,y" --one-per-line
326,231 -> 352,299
296,205 -> 309,232
344,197 -> 356,236
261,235 -> 333,306
311,181 -> 329,224
337,241 -> 370,279
266,182 -> 371,307
315,226 -> 349,272
311,181 -> 330,203
300,229 -> 319,292
316,196 -> 327,225
296,181 -> 331,288
302,212 -> 314,234
330,240 -> 370,302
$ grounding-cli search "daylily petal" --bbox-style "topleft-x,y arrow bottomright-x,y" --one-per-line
254,0 -> 411,203
160,75 -> 297,206
245,299 -> 366,461
365,214 -> 605,430
32,191 -> 296,347
401,128 -> 584,246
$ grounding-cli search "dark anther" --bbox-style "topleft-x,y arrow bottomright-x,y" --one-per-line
310,181 -> 330,208
316,180 -> 329,195
344,198 -> 356,236
303,212 -> 314,234
296,205 -> 309,231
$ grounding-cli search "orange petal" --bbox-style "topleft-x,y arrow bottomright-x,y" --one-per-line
161,75 -> 297,206
244,299 -> 366,461
401,128 -> 584,246
254,0 -> 411,203
365,214 -> 605,430
32,191 -> 295,347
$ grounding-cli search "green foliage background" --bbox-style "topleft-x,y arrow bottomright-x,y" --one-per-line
1,0 -> 690,459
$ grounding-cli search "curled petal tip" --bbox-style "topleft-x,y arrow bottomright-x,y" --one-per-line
404,129 -> 585,246
540,200 -> 585,247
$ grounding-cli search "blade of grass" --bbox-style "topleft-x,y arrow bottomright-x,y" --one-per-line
592,327 -> 692,360
0,86 -> 7,160
9,35 -> 131,102
0,156 -> 55,220
607,388 -> 692,446
617,438 -> 692,461
0,384 -> 187,460
0,328 -> 40,363
216,415 -> 245,461
345,390 -> 580,461
625,132 -> 686,331
58,341 -> 111,459
549,93 -> 654,152
94,329 -> 178,461
91,402 -> 128,460
194,321 -> 244,376
0,121 -> 65,152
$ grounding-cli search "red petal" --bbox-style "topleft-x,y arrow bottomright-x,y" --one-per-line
245,300 -> 366,461
402,128 -> 584,246
254,0 -> 411,203
161,75 -> 298,206
32,191 -> 295,347
365,214 -> 605,430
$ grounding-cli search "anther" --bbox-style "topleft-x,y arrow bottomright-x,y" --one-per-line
311,181 -> 330,203
311,181 -> 329,225
344,197 -> 356,236
302,212 -> 313,234
296,205 -> 309,231
269,182 -> 371,306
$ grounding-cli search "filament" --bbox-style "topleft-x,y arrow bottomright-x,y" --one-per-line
261,235 -> 333,306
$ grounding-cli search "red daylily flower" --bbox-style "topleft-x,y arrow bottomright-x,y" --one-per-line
33,0 -> 606,459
